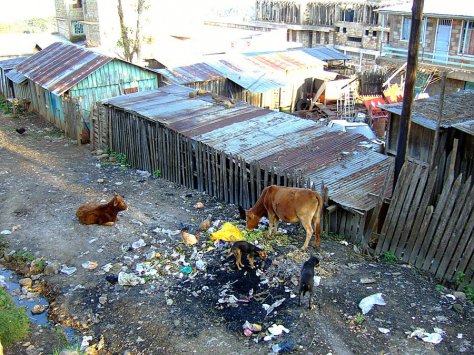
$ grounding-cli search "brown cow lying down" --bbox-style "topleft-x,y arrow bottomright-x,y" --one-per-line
76,194 -> 128,226
245,185 -> 323,249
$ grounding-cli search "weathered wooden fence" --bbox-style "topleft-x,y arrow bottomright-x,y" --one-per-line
91,104 -> 374,241
374,161 -> 474,288
63,97 -> 83,143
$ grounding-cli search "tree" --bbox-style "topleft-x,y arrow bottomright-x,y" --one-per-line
117,0 -> 147,63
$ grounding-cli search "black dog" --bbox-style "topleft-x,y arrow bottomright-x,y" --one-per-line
298,256 -> 320,309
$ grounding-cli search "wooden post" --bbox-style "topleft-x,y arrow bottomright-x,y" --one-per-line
430,71 -> 447,170
394,0 -> 424,188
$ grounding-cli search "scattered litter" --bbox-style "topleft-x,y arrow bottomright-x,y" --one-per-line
0,230 -> 12,235
195,259 -> 207,271
210,222 -> 243,242
339,240 -> 349,246
194,202 -> 204,209
115,181 -> 123,185
314,276 -> 321,286
409,328 -> 445,344
457,333 -> 463,339
88,238 -> 98,244
359,293 -> 386,314
132,239 -> 146,249
378,327 -> 390,334
272,338 -> 295,353
153,227 -> 181,237
60,265 -> 77,276
81,261 -> 98,270
181,231 -> 199,245
118,271 -> 143,286
264,324 -> 290,341
360,277 -> 376,284
243,328 -> 253,337
243,321 -> 262,334
263,298 -> 285,316
102,263 -> 113,272
31,305 -> 48,314
180,266 -> 193,275
80,336 -> 93,351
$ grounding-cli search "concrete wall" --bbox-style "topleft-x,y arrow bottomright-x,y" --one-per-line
55,0 -> 84,41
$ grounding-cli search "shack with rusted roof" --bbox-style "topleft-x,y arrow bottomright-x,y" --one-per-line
0,57 -> 28,99
6,42 -> 158,142
381,90 -> 474,182
95,84 -> 394,243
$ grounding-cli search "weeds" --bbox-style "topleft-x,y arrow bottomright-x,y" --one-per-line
455,272 -> 465,287
323,231 -> 345,241
0,288 -> 30,347
382,251 -> 399,263
153,169 -> 161,178
354,313 -> 366,325
465,285 -> 474,304
0,236 -> 8,257
435,284 -> 446,293
10,251 -> 35,264
0,97 -> 12,114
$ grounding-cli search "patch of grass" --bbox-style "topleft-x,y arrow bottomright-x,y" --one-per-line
0,97 -> 12,114
354,313 -> 366,325
0,236 -> 8,257
435,284 -> 446,293
465,285 -> 474,304
153,169 -> 161,178
52,344 -> 84,355
10,251 -> 35,264
0,287 -> 30,347
455,272 -> 465,287
323,231 -> 345,241
382,251 -> 399,263
110,151 -> 129,166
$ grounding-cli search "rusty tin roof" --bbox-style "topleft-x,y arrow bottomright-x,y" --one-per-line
155,62 -> 225,85
15,42 -> 113,96
103,85 -> 393,211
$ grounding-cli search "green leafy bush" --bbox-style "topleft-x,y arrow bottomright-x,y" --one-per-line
0,288 -> 30,346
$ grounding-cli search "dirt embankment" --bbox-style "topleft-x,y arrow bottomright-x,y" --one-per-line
0,112 -> 473,355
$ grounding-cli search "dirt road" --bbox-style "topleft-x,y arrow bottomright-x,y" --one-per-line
1,111 -> 473,354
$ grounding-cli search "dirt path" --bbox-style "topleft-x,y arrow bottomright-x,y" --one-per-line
1,111 -> 473,355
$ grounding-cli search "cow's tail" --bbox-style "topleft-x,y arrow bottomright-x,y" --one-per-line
312,193 -> 323,247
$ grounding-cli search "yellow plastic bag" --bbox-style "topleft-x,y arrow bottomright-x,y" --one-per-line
210,222 -> 243,242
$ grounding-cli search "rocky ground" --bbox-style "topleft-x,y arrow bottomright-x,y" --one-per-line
0,110 -> 473,355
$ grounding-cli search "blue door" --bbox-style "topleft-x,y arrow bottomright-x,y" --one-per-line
435,20 -> 451,63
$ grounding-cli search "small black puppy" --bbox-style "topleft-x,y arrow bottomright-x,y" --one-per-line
298,256 -> 320,309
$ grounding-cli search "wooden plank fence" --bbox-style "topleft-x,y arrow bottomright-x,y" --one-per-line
374,161 -> 474,288
91,105 -> 375,243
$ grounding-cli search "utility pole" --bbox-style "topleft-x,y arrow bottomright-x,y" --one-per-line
394,0 -> 424,187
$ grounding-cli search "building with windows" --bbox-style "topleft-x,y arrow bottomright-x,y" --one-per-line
377,0 -> 474,94
253,0 -> 396,69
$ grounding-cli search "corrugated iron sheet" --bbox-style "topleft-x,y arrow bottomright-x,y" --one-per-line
381,90 -> 474,130
246,50 -> 326,73
6,69 -> 27,84
103,85 -> 393,211
0,56 -> 28,70
15,42 -> 113,96
155,63 -> 224,85
207,57 -> 287,93
297,47 -> 351,61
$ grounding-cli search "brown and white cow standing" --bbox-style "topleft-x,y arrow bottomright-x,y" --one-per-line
245,185 -> 323,249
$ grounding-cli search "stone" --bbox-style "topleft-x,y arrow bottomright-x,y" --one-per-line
453,291 -> 467,303
44,263 -> 60,275
32,305 -> 48,314
19,277 -> 32,288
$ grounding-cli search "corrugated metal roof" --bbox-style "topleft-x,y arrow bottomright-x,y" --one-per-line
297,47 -> 351,61
381,90 -> 474,131
154,63 -> 224,85
103,85 -> 393,211
246,50 -> 327,73
15,42 -> 113,96
5,69 -> 27,84
207,57 -> 287,93
0,57 -> 28,70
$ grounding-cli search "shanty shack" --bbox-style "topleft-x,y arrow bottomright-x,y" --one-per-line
95,84 -> 394,243
0,57 -> 28,99
381,90 -> 474,180
6,42 -> 158,141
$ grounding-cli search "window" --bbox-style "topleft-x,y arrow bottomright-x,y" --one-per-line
460,20 -> 474,55
365,29 -> 369,36
373,31 -> 377,37
336,26 -> 340,32
340,9 -> 355,22
401,16 -> 427,45
347,36 -> 362,43
401,16 -> 411,40
71,21 -> 84,35
343,27 -> 347,33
